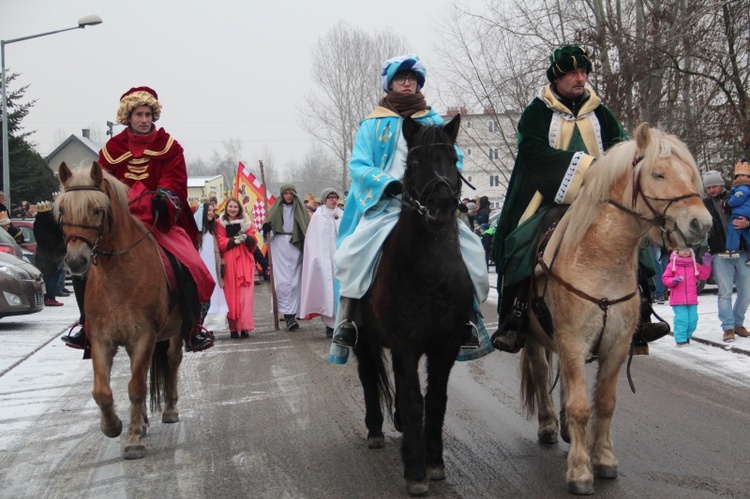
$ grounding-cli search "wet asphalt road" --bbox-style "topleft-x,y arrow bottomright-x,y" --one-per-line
1,283 -> 749,498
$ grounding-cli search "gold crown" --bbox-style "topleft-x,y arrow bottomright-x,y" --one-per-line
734,160 -> 750,177
36,201 -> 52,212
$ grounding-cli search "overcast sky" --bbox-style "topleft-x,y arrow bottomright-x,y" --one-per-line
1,0 -> 459,171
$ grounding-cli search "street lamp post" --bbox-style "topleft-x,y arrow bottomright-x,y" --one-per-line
1,14 -> 102,209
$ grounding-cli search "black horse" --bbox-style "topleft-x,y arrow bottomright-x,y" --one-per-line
354,113 -> 473,495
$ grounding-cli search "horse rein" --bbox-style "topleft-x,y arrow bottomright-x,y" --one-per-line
60,185 -> 160,265
401,142 -> 464,215
607,154 -> 702,248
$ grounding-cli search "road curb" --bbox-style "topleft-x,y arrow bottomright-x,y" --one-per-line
689,335 -> 750,357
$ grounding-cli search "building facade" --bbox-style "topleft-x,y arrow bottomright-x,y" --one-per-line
442,107 -> 518,210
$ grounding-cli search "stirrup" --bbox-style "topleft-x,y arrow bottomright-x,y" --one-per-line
461,321 -> 480,350
186,324 -> 214,352
332,320 -> 358,348
61,322 -> 89,351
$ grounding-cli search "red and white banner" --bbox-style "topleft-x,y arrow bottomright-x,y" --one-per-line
232,161 -> 276,253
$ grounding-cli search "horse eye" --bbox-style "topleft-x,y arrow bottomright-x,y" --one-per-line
93,207 -> 103,216
653,172 -> 665,180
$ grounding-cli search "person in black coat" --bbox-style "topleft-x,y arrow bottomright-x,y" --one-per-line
33,202 -> 67,307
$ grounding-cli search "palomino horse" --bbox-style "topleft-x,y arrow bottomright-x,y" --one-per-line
520,123 -> 712,494
55,162 -> 183,460
353,114 -> 473,495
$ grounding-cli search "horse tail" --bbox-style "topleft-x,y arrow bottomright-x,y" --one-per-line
520,348 -> 536,417
520,346 -> 555,418
149,340 -> 170,412
375,348 -> 393,418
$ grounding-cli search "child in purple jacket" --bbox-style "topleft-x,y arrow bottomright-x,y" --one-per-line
662,248 -> 713,346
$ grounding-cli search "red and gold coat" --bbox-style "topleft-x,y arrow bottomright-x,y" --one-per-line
98,127 -> 215,302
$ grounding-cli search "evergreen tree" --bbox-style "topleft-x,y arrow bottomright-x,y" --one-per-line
0,72 -> 58,207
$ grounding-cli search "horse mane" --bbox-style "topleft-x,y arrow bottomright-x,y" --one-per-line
53,167 -> 131,230
563,128 -> 703,248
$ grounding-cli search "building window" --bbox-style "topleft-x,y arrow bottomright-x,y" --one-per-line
487,148 -> 499,160
488,120 -> 498,133
467,148 -> 471,156
489,175 -> 500,187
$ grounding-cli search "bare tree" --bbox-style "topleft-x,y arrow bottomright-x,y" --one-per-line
300,21 -> 407,190
436,0 -> 750,177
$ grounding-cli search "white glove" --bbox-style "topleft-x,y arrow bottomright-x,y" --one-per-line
233,235 -> 242,245
239,233 -> 248,242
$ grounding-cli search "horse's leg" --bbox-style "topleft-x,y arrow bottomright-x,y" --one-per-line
392,351 -> 428,495
423,345 -> 458,481
91,340 -> 122,438
524,342 -> 559,444
558,337 -> 594,495
123,339 -> 155,460
354,339 -> 385,449
162,335 -> 183,424
590,339 -> 630,480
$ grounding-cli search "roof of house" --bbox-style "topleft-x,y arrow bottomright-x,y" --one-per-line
44,134 -> 104,162
187,175 -> 223,187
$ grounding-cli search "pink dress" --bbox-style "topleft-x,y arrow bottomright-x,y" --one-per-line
216,219 -> 256,331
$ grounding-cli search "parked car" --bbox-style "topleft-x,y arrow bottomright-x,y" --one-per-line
10,219 -> 37,265
0,225 -> 28,260
10,219 -> 37,253
0,251 -> 45,318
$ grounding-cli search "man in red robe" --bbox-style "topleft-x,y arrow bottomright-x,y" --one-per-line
62,86 -> 215,352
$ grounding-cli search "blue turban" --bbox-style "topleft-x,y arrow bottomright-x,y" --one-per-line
381,54 -> 426,93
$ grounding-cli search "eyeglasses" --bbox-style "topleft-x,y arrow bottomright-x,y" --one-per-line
392,73 -> 418,85
326,195 -> 339,200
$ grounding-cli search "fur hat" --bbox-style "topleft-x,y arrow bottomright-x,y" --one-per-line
0,211 -> 10,226
116,86 -> 162,125
547,45 -> 593,83
36,201 -> 52,213
733,158 -> 750,177
702,170 -> 725,188
381,54 -> 426,93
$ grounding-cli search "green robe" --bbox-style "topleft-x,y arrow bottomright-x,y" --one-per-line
493,84 -> 627,292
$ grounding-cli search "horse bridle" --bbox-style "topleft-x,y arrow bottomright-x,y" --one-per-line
607,154 -> 702,248
400,142 -> 469,215
535,153 -> 700,393
59,185 -> 159,265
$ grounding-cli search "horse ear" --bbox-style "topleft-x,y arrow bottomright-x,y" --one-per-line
402,117 -> 420,143
90,162 -> 103,186
635,122 -> 651,153
443,114 -> 461,144
59,162 -> 73,185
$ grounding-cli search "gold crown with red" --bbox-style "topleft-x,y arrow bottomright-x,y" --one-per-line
734,159 -> 750,177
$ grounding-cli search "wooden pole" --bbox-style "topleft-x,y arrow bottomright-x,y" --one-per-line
259,160 -> 279,330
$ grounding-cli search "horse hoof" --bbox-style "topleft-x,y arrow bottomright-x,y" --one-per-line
367,435 -> 384,449
538,429 -> 558,444
567,480 -> 594,495
405,479 -> 429,495
162,411 -> 180,424
123,444 -> 146,460
594,464 -> 618,479
102,419 -> 123,438
426,466 -> 446,481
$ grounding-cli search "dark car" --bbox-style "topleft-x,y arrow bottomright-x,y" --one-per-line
0,251 -> 45,318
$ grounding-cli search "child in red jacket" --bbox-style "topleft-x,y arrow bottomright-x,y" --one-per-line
662,248 -> 712,346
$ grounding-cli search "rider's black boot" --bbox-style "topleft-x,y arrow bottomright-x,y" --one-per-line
172,255 -> 214,353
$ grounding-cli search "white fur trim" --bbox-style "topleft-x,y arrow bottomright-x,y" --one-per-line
554,151 -> 585,204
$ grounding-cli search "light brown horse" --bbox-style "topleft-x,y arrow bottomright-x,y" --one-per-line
520,124 -> 712,494
55,161 -> 183,460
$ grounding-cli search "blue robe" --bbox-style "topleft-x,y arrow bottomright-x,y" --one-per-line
334,107 -> 489,302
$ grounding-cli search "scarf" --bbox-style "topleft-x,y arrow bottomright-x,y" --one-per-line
267,198 -> 309,251
378,91 -> 429,117
126,127 -> 157,158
